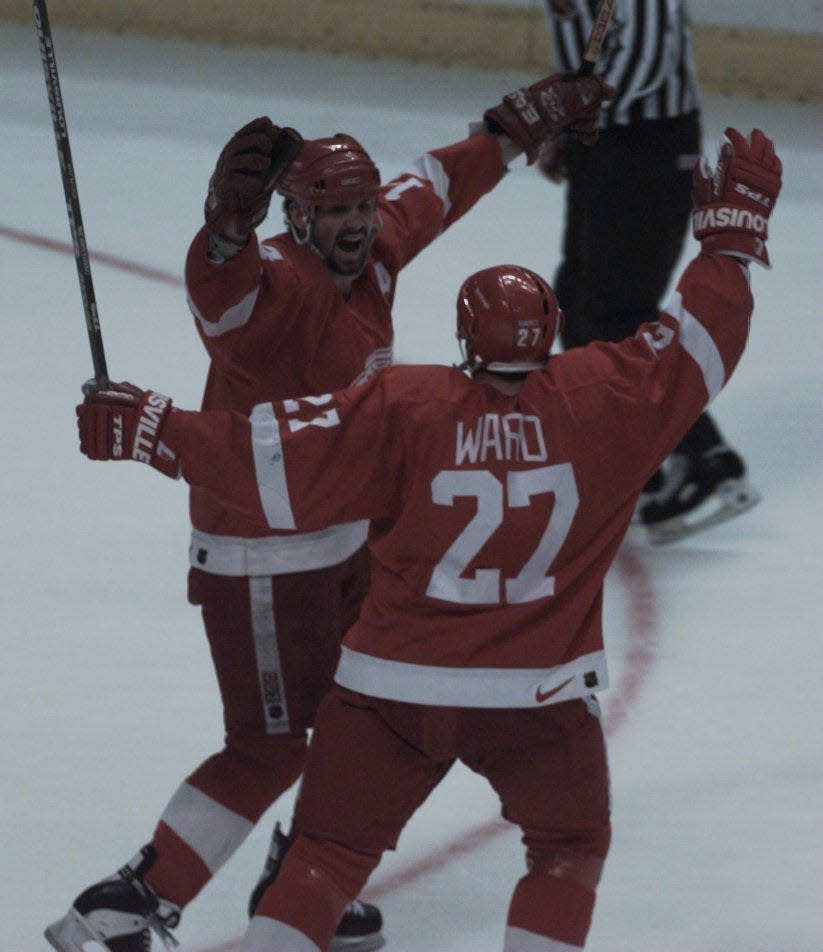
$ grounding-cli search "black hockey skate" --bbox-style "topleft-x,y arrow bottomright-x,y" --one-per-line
45,845 -> 180,952
631,468 -> 665,524
639,446 -> 760,544
249,822 -> 385,951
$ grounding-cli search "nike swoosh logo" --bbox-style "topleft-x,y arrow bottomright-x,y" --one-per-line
534,676 -> 574,704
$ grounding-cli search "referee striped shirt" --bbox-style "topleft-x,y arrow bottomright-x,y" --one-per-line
545,0 -> 700,125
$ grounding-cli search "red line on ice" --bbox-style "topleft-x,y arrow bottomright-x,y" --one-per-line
0,223 -> 184,287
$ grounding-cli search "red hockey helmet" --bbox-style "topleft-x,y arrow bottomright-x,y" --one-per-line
456,265 -> 561,373
277,134 -> 381,210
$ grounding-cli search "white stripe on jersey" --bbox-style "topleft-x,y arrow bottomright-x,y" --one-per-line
188,285 -> 259,338
400,153 -> 452,218
335,645 -> 608,708
350,345 -> 393,387
189,523 -> 368,575
663,289 -> 726,401
250,402 -> 296,530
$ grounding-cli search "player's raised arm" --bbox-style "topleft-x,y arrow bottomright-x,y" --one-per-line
203,117 -> 302,263
691,127 -> 782,268
627,127 -> 783,471
663,127 -> 781,374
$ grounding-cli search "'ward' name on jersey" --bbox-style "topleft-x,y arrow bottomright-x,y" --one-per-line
455,413 -> 547,465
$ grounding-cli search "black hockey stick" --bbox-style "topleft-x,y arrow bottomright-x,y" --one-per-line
578,0 -> 617,75
32,0 -> 109,385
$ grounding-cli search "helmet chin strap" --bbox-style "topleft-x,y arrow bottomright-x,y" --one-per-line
284,204 -> 312,246
456,339 -> 477,375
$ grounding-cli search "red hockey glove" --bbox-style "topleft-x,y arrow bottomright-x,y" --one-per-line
692,127 -> 782,268
204,117 -> 302,260
77,381 -> 179,478
483,72 -> 614,164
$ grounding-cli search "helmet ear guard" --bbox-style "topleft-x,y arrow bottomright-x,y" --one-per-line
456,265 -> 562,374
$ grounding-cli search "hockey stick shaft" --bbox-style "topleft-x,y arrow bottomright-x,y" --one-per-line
578,0 -> 617,75
32,0 -> 109,385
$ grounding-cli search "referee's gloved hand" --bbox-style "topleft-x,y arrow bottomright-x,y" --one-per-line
692,127 -> 782,268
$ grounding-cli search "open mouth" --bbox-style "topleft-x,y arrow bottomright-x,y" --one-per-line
336,233 -> 366,255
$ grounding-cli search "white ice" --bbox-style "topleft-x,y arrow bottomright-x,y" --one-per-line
0,21 -> 821,952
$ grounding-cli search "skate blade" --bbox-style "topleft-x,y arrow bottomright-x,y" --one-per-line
646,479 -> 761,544
329,933 -> 386,952
44,909 -> 100,952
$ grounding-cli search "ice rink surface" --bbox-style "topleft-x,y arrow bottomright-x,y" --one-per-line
1,20 -> 821,952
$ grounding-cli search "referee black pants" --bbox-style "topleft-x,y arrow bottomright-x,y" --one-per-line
555,111 -> 723,457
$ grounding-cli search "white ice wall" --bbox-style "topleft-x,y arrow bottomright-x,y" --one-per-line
447,0 -> 822,34
689,0 -> 820,32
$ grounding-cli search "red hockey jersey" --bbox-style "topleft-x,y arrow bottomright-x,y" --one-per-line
183,133 -> 506,574
165,253 -> 753,707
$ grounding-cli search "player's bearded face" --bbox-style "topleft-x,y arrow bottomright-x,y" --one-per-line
310,198 -> 380,277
